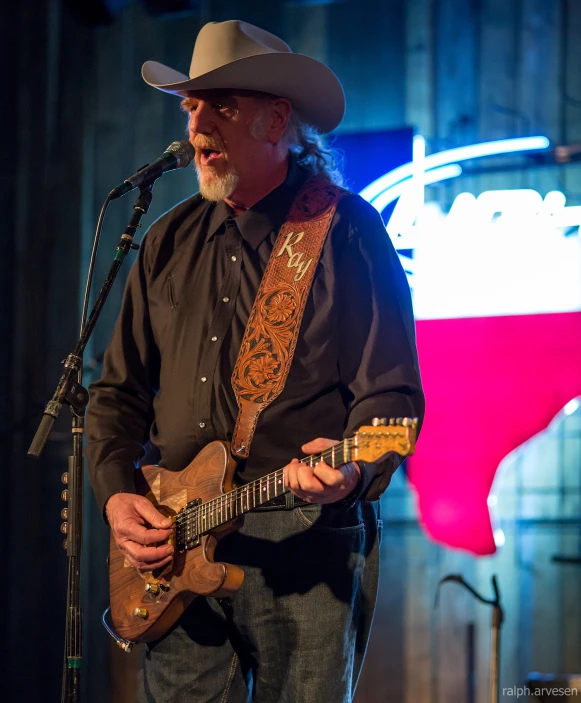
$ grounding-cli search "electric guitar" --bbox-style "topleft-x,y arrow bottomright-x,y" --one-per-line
109,417 -> 418,643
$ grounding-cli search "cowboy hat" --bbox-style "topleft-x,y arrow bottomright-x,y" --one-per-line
141,20 -> 345,134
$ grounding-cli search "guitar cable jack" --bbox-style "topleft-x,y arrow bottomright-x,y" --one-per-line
101,606 -> 135,653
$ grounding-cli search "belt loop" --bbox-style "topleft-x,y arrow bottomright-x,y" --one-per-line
285,492 -> 295,510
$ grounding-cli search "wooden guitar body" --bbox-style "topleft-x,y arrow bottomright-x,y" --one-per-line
109,440 -> 245,643
108,418 -> 418,644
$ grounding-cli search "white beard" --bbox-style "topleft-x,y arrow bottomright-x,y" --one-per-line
196,163 -> 239,202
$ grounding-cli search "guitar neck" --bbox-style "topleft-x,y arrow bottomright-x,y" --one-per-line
191,438 -> 355,534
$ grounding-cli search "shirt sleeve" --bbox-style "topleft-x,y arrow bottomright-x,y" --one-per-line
336,195 -> 425,501
84,233 -> 160,516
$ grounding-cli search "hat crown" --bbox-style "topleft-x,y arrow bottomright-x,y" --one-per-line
190,21 -> 292,79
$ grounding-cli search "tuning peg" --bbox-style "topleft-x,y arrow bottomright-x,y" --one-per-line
396,417 -> 402,425
61,490 -> 68,501
388,418 -> 395,426
62,539 -> 68,550
371,418 -> 388,426
60,522 -> 68,534
61,472 -> 68,485
61,508 -> 68,520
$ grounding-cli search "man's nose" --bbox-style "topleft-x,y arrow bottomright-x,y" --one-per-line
188,102 -> 214,136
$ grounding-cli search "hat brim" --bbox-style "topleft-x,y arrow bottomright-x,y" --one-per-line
142,53 -> 345,134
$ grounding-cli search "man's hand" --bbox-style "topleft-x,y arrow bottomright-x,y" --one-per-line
284,438 -> 361,504
105,493 -> 174,573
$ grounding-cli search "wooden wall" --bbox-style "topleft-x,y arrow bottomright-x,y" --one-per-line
3,0 -> 581,701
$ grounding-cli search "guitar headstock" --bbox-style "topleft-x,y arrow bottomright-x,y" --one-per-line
352,417 -> 418,463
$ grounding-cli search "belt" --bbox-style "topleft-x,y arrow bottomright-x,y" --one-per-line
251,493 -> 311,511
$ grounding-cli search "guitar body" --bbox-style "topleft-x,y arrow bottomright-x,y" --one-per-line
108,417 -> 418,644
109,440 -> 245,643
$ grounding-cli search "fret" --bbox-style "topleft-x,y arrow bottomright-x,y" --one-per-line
331,444 -> 336,468
267,475 -> 270,502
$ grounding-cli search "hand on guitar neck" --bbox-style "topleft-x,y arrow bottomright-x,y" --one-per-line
284,437 -> 361,504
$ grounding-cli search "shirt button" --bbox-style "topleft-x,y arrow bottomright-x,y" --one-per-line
222,297 -> 230,303
211,336 -> 218,342
199,422 -> 206,429
201,376 -> 207,383
231,255 -> 237,262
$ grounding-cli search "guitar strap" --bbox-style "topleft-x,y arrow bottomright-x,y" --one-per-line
230,176 -> 345,459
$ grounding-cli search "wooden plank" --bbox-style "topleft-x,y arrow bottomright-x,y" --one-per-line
405,0 -> 434,139
478,0 -> 521,141
435,547 -> 475,703
404,529 -> 435,703
435,0 -> 479,147
327,0 -> 406,132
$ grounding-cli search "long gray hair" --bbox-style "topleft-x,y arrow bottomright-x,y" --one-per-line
249,96 -> 344,187
285,112 -> 344,187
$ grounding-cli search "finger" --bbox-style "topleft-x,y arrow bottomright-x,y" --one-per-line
118,521 -> 171,545
132,556 -> 174,574
301,437 -> 338,454
284,458 -> 302,493
296,463 -> 326,494
122,540 -> 174,563
312,462 -> 345,487
133,497 -> 172,529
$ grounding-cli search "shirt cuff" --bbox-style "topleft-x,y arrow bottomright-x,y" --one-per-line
91,461 -> 137,522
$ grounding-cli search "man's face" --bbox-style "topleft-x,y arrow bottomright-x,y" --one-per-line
181,90 -> 273,202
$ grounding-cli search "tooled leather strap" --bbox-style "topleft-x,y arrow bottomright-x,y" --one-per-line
231,177 -> 344,458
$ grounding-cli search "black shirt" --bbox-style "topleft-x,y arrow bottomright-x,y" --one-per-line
85,156 -> 425,514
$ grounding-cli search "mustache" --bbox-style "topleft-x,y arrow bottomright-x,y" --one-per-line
192,136 -> 225,153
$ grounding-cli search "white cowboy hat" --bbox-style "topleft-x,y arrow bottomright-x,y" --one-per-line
141,20 -> 345,134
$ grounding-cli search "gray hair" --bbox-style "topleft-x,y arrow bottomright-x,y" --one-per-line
249,97 -> 344,187
285,112 -> 344,187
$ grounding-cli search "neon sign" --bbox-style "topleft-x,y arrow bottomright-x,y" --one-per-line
360,137 -> 581,320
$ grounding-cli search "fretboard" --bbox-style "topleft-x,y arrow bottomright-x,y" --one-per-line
178,437 -> 355,538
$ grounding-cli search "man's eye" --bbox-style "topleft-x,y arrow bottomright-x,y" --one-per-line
213,103 -> 236,115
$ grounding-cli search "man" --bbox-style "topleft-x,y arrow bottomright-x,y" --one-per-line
86,19 -> 424,703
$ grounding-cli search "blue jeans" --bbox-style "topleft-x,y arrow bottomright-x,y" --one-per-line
137,501 -> 382,703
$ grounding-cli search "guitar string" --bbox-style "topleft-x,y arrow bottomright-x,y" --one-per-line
176,438 -> 360,540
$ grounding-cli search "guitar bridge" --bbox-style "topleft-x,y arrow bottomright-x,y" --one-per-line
176,498 -> 202,552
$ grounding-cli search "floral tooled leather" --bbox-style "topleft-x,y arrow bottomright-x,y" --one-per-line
230,178 -> 344,458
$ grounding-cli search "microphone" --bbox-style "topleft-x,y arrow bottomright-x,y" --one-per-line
109,140 -> 195,199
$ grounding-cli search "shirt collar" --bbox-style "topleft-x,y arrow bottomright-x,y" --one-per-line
205,153 -> 306,250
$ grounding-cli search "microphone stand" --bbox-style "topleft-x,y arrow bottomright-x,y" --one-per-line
28,183 -> 154,703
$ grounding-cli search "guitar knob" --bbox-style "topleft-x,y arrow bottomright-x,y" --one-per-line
61,508 -> 68,520
133,607 -> 148,619
61,489 -> 68,501
372,418 -> 388,426
60,522 -> 68,534
61,472 -> 68,484
145,583 -> 160,596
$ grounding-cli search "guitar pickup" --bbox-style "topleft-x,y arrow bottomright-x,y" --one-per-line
176,498 -> 202,551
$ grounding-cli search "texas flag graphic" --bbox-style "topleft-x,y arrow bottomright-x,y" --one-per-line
408,197 -> 581,555
345,132 -> 581,556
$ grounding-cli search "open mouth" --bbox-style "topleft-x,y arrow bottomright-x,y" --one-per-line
199,148 -> 223,166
